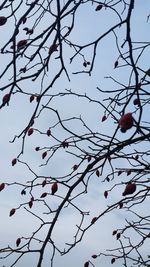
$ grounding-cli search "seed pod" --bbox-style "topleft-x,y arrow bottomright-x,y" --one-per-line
28,200 -> 33,209
73,164 -> 78,171
16,238 -> 21,247
118,170 -> 122,176
91,217 -> 97,224
83,61 -> 87,67
30,95 -> 34,102
101,115 -> 107,122
91,254 -> 97,259
114,60 -> 118,68
24,28 -> 34,35
95,4 -> 103,11
118,202 -> 123,209
46,129 -> 51,136
2,93 -> 10,105
49,44 -> 58,55
21,189 -> 26,195
40,192 -> 47,198
20,67 -> 26,73
9,208 -> 16,217
27,28 -> 34,35
22,17 -> 27,24
36,95 -> 41,102
127,170 -> 131,176
12,158 -> 17,166
112,230 -> 117,236
146,68 -> 150,76
42,180 -> 47,187
0,183 -> 5,192
87,156 -> 91,162
96,169 -> 100,177
104,190 -> 108,199
135,154 -> 139,160
111,258 -> 115,264
106,177 -> 110,182
0,16 -> 7,26
133,98 -> 140,106
51,182 -> 58,195
116,232 -> 121,240
28,128 -> 34,136
42,151 -> 47,159
62,141 -> 69,148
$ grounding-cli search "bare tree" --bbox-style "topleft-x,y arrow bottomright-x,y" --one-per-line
0,0 -> 150,267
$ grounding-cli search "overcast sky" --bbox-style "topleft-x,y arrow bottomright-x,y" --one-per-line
0,1 -> 150,267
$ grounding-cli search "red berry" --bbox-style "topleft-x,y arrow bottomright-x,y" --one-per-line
122,183 -> 136,196
119,113 -> 133,132
0,183 -> 5,192
0,16 -> 7,26
28,128 -> 34,136
51,182 -> 58,195
84,261 -> 89,267
17,39 -> 27,50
